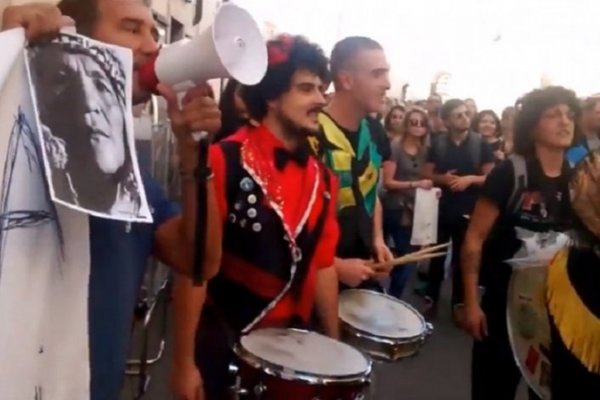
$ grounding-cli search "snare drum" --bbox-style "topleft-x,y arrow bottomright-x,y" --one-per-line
231,328 -> 372,400
339,289 -> 433,361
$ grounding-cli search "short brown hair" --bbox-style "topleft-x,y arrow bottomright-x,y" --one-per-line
329,36 -> 382,80
57,0 -> 152,36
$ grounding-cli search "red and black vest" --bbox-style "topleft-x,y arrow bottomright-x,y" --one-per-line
208,140 -> 331,334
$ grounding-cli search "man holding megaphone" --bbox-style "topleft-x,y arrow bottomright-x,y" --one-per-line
172,34 -> 340,400
1,1 -> 223,399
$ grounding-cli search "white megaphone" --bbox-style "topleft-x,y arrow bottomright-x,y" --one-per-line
138,3 -> 268,94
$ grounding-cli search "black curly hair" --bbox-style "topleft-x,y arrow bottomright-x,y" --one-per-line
513,86 -> 581,157
241,34 -> 329,121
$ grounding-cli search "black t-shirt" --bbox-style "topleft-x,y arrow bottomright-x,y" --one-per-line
338,116 -> 391,162
479,158 -> 571,291
427,132 -> 495,221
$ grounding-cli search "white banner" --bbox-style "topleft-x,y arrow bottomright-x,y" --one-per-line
0,28 -> 91,400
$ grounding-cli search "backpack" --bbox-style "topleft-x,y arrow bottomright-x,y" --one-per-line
433,131 -> 482,170
506,154 -> 528,216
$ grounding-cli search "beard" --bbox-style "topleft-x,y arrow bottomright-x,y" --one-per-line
276,109 -> 320,141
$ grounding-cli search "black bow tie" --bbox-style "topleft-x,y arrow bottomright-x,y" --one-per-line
274,147 -> 309,171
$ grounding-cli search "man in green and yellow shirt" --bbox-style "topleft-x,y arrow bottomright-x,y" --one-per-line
309,36 -> 394,290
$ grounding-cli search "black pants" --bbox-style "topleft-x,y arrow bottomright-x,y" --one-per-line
195,306 -> 234,400
471,287 -> 541,400
426,218 -> 468,304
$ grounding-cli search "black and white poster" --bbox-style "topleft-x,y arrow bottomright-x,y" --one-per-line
26,33 -> 152,222
0,28 -> 91,400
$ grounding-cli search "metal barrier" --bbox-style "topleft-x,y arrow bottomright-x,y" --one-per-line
125,95 -> 176,399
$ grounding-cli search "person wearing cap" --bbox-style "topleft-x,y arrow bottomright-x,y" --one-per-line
170,34 -> 340,400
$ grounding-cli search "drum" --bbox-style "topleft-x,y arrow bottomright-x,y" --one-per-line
231,328 -> 372,400
507,263 -> 552,399
339,289 -> 433,361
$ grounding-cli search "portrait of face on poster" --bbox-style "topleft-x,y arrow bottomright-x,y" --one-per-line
26,33 -> 152,223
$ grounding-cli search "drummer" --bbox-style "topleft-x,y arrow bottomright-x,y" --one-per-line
546,147 -> 600,398
308,36 -> 394,290
170,34 -> 340,400
460,86 -> 577,400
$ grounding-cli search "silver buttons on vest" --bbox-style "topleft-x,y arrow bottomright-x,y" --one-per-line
240,177 -> 254,192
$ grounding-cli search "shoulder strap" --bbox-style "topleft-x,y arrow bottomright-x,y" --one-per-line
433,132 -> 449,161
506,154 -> 528,215
219,140 -> 245,206
468,132 -> 482,169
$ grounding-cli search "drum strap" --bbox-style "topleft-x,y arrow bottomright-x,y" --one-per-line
291,165 -> 332,300
547,247 -> 600,374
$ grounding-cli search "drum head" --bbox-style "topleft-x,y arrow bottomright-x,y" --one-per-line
339,289 -> 425,339
239,328 -> 370,377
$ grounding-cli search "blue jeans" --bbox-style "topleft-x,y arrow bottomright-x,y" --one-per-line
383,208 -> 415,299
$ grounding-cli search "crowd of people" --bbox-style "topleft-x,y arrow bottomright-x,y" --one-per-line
1,1 -> 600,400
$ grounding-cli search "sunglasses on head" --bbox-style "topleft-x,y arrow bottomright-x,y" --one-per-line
409,119 -> 427,128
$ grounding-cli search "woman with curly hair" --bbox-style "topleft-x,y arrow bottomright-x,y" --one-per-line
460,86 -> 578,400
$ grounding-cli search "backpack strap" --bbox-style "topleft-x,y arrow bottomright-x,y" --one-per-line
468,132 -> 482,169
432,132 -> 449,163
433,132 -> 483,170
506,154 -> 528,215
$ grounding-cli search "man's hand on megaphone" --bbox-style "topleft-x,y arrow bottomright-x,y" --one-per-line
157,83 -> 221,147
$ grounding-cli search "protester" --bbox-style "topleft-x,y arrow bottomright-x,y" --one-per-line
1,2 -> 222,399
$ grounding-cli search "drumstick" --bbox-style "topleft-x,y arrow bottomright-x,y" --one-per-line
372,242 -> 449,267
371,242 -> 450,269
372,252 -> 447,272
408,242 -> 451,257
370,242 -> 450,273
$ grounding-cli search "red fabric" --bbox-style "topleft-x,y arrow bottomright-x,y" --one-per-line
219,253 -> 283,299
209,125 -> 339,326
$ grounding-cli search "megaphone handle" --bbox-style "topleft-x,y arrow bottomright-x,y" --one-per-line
192,135 -> 210,285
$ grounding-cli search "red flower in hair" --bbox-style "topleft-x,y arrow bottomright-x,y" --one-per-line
267,34 -> 295,66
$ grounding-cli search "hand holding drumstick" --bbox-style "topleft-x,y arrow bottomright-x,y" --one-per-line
369,242 -> 450,274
